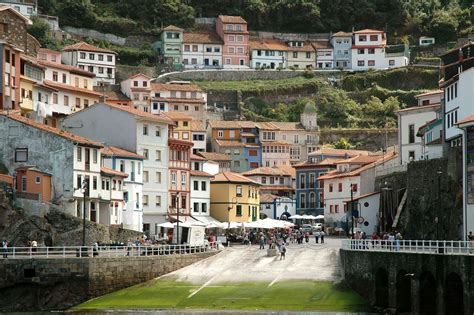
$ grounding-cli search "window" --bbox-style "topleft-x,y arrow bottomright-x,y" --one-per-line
64,95 -> 69,106
329,184 -> 333,192
75,98 -> 81,108
454,82 -> 458,98
202,203 -> 207,213
171,172 -> 176,185
143,124 -> 148,135
92,176 -> 97,190
52,71 -> 58,81
107,55 -> 113,62
155,172 -> 161,183
143,171 -> 149,182
370,35 -> 378,41
300,194 -> 306,208
80,52 -> 86,59
389,59 -> 395,66
98,54 -> 104,61
35,176 -> 41,184
306,52 -> 311,59
156,195 -> 161,206
143,195 -> 148,206
229,47 -> 235,53
229,35 -> 235,42
299,174 -> 305,189
358,49 -> 365,54
143,149 -> 148,160
234,161 -> 240,168
357,60 -> 365,67
330,205 -> 333,213
359,35 -> 367,42
88,66 -> 93,72
76,147 -> 82,162
368,48 -> 375,54
236,185 -> 242,197
236,204 -> 242,216
181,173 -> 187,186
201,181 -> 207,191
93,149 -> 97,163
352,184 -> 358,192
368,60 -> 375,66
338,183 -> 342,192
225,58 -> 231,65
194,180 -> 199,191
293,52 -> 298,58
408,151 -> 415,161
217,130 -> 224,138
15,148 -> 28,162
408,124 -> 415,144
62,73 -> 67,83
193,202 -> 199,213
335,205 -> 339,213
89,53 -> 95,60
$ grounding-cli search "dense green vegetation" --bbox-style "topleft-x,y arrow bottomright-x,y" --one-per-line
195,67 -> 437,129
74,279 -> 369,312
37,0 -> 473,43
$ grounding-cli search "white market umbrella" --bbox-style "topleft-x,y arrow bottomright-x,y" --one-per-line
158,222 -> 174,228
222,222 -> 242,229
315,215 -> 325,220
289,215 -> 302,219
305,215 -> 318,220
206,221 -> 224,229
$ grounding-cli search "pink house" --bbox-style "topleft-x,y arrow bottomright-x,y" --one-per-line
216,15 -> 249,68
38,48 -> 61,64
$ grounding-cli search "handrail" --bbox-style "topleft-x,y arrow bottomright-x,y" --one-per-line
0,243 -> 220,259
341,239 -> 474,255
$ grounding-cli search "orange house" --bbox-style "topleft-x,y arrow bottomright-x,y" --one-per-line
15,166 -> 52,202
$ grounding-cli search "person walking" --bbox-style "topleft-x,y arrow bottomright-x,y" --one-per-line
314,230 -> 320,244
2,240 -> 7,259
280,243 -> 286,260
304,231 -> 309,243
320,230 -> 325,244
395,231 -> 403,251
259,234 -> 265,250
468,231 -> 474,254
31,240 -> 38,253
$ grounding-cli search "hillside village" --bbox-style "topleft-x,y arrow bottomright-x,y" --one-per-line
0,1 -> 473,245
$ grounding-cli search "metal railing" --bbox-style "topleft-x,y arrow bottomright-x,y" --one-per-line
0,243 -> 219,259
342,239 -> 474,255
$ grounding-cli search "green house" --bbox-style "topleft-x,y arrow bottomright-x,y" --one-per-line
156,25 -> 183,69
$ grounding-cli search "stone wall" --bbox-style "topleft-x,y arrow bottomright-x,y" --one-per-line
0,9 -> 29,52
340,249 -> 474,314
319,128 -> 398,151
0,196 -> 143,247
0,251 -> 217,311
375,157 -> 463,240
63,26 -> 126,46
116,64 -> 157,82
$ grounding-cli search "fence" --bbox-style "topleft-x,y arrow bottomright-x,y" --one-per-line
342,239 -> 474,255
0,244 -> 219,259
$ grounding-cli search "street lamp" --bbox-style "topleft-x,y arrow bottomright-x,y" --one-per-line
436,167 -> 443,240
81,179 -> 88,247
175,192 -> 180,245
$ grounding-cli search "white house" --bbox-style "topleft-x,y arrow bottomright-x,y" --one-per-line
249,39 -> 288,69
313,40 -> 333,69
396,90 -> 442,164
120,73 -> 152,112
191,120 -> 207,154
190,156 -> 214,223
260,194 -> 296,220
344,192 -> 380,235
1,0 -> 37,17
351,29 -> 408,70
62,102 -> 173,232
99,166 -> 128,226
331,31 -> 352,69
61,42 -> 117,86
102,146 -> 144,231
0,112 -> 114,223
182,31 -> 223,69
318,153 -> 392,229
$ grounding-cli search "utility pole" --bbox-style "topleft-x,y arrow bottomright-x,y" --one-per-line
176,193 -> 180,245
82,179 -> 88,251
350,183 -> 354,239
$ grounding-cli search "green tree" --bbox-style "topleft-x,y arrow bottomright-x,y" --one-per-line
334,138 -> 351,149
57,0 -> 96,27
316,85 -> 360,128
360,96 -> 400,128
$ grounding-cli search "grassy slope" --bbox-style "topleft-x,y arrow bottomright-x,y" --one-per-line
193,76 -> 322,92
74,279 -> 369,312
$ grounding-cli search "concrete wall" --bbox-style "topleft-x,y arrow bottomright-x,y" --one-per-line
340,249 -> 474,314
157,70 -> 309,82
63,26 -> 126,46
0,251 -> 217,311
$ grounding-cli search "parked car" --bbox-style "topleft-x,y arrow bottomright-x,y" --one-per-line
312,223 -> 323,231
301,224 -> 313,234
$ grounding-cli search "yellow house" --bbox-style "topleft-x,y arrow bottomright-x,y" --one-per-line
19,76 -> 34,114
210,172 -> 260,222
163,111 -> 193,141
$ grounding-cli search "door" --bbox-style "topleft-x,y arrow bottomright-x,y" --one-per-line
204,59 -> 209,66
85,148 -> 90,171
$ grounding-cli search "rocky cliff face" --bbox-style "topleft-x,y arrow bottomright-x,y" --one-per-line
0,193 -> 142,246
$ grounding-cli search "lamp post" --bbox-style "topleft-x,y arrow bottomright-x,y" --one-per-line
350,183 -> 355,238
436,167 -> 443,240
82,179 -> 88,247
175,193 -> 180,245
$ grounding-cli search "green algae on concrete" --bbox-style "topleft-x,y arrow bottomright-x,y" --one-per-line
74,279 -> 369,312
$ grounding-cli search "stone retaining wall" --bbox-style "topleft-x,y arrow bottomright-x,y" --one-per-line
0,251 -> 218,311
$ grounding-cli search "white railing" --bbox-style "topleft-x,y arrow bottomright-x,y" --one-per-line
0,243 -> 219,259
342,239 -> 474,255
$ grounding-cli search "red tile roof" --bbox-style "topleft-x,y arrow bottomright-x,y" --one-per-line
103,91 -> 131,102
98,103 -> 173,124
197,152 -> 231,161
101,146 -> 143,159
183,31 -> 223,44
163,111 -> 193,120
353,29 -> 384,34
333,154 -> 382,165
218,15 -> 247,24
190,169 -> 213,177
152,82 -> 202,92
101,167 -> 128,178
190,154 -> 207,161
38,60 -> 96,78
309,148 -> 371,157
457,114 -> 474,125
43,80 -> 102,97
249,39 -> 291,51
212,172 -> 260,185
62,42 -> 116,54
190,120 -> 206,132
0,112 -> 102,147
153,97 -> 205,104
415,90 -> 443,98
215,139 -> 245,147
